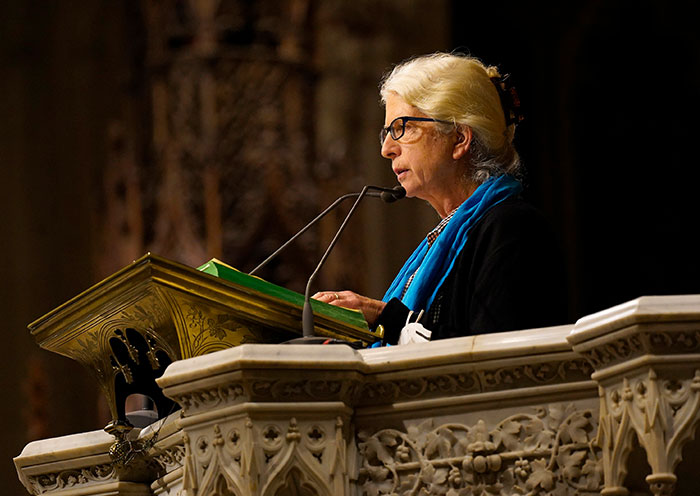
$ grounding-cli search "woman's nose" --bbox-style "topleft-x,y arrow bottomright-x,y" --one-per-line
381,135 -> 399,159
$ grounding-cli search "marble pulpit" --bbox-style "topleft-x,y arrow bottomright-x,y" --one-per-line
14,255 -> 700,495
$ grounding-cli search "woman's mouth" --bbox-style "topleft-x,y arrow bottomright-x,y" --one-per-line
394,168 -> 409,180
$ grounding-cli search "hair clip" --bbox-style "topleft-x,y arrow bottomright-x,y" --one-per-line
490,74 -> 524,126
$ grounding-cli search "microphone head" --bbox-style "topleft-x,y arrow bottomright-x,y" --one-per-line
380,185 -> 406,203
392,185 -> 406,199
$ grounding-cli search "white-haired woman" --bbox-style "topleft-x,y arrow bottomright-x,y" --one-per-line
314,53 -> 567,344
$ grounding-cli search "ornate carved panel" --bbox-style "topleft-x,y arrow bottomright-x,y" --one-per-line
25,465 -> 115,495
598,369 -> 700,496
357,357 -> 593,406
357,404 -> 603,496
569,295 -> 700,495
180,416 -> 350,496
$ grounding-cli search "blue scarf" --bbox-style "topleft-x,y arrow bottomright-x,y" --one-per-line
382,174 -> 522,312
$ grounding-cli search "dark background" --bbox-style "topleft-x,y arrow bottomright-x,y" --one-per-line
2,0 -> 700,493
454,0 -> 700,316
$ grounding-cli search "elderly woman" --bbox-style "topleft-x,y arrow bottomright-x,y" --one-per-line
314,53 -> 567,344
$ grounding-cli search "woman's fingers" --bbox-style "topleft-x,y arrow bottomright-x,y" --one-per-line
312,291 -> 341,302
312,290 -> 356,306
310,291 -> 386,326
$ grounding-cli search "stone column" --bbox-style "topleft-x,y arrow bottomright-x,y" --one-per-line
568,295 -> 700,496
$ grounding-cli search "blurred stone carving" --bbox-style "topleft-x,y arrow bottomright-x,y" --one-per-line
100,0 -> 319,291
98,0 -> 449,296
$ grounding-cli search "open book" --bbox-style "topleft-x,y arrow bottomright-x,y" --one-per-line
198,258 -> 369,331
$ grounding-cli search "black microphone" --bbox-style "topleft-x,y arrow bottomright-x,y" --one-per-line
380,185 -> 406,203
249,185 -> 405,276
297,185 -> 405,342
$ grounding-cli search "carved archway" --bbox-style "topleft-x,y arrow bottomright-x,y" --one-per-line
213,473 -> 239,496
273,467 -> 320,496
261,418 -> 331,496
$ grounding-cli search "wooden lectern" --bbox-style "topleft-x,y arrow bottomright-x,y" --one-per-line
28,253 -> 377,441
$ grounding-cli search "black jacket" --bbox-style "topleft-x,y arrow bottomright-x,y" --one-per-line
375,197 -> 568,344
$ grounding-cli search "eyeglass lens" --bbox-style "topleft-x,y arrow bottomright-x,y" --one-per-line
380,117 -> 406,144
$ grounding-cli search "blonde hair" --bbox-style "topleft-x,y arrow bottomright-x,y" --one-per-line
380,53 -> 521,183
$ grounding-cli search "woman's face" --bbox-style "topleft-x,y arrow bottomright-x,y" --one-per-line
381,93 -> 468,213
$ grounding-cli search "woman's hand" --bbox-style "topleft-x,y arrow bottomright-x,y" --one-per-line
312,290 -> 387,326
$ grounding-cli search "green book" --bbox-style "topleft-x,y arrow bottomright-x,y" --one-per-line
197,259 -> 369,330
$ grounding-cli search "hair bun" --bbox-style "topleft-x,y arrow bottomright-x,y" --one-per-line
490,75 -> 524,127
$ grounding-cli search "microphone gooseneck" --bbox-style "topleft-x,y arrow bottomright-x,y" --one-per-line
301,185 -> 373,338
299,185 -> 406,339
249,185 -> 404,276
246,183 -> 406,342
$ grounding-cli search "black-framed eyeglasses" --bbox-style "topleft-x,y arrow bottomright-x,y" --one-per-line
379,116 -> 452,145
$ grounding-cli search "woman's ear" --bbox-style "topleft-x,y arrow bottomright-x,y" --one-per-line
453,126 -> 472,160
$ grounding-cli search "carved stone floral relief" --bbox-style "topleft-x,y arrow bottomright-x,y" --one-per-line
25,464 -> 115,495
357,404 -> 602,496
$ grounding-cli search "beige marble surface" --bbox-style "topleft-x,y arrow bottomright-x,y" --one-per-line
570,294 -> 700,342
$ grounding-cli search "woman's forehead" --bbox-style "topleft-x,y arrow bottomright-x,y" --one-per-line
384,93 -> 424,121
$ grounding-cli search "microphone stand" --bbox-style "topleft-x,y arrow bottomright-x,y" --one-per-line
249,190 -> 396,276
250,192 -> 364,276
291,186 -> 383,346
249,185 -> 405,346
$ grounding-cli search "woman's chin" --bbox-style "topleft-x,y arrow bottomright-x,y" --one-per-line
400,184 -> 422,199
401,187 -> 415,198
397,180 -> 416,198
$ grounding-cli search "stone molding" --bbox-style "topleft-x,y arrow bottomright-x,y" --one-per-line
169,383 -> 246,415
572,325 -> 700,371
165,355 -> 593,417
159,325 -> 592,411
14,428 -> 153,496
357,357 -> 593,407
25,464 -> 116,495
